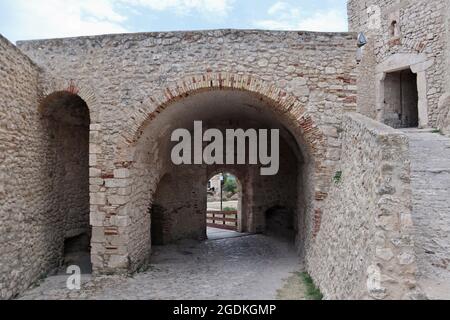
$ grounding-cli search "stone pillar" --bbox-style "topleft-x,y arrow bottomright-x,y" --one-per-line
89,124 -> 131,273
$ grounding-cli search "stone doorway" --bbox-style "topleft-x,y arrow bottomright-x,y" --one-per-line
383,69 -> 419,128
39,91 -> 91,274
375,53 -> 433,129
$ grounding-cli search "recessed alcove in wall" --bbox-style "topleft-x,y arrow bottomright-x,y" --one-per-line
383,69 -> 419,128
375,53 -> 434,129
389,20 -> 400,38
39,91 -> 91,273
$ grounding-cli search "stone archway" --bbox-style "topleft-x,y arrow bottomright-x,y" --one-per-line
38,89 -> 92,273
38,78 -> 107,275
89,74 -> 334,274
39,77 -> 100,121
115,73 -> 331,204
116,73 -> 326,170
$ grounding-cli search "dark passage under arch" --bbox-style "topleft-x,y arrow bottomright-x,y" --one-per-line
143,90 -> 304,253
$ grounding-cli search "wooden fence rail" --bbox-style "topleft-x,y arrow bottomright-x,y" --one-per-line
207,210 -> 238,231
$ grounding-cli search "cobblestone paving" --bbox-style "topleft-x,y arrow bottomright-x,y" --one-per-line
403,129 -> 450,300
19,234 -> 303,300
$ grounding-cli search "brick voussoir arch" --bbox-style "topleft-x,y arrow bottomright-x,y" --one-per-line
38,76 -> 100,121
38,75 -> 103,172
115,73 -> 331,237
113,72 -> 331,237
117,73 -> 326,163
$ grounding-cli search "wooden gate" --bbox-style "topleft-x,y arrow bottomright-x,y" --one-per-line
207,210 -> 238,231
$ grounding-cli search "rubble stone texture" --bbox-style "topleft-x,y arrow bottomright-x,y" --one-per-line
308,113 -> 418,300
348,0 -> 450,131
1,0 -> 449,301
402,129 -> 450,300
347,0 -> 450,299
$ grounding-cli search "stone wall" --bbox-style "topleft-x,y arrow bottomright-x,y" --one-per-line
0,35 -> 91,299
438,0 -> 450,134
151,166 -> 209,245
250,138 -> 299,236
0,35 -> 49,299
16,30 -> 357,275
348,0 -> 449,129
307,113 -> 419,300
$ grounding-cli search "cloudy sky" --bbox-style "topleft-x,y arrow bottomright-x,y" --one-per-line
0,0 -> 348,42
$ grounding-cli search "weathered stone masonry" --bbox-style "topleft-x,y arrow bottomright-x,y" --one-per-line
0,36 -> 89,299
347,0 -> 450,298
348,0 -> 450,131
308,113 -> 417,300
14,29 -> 357,274
0,35 -> 43,300
0,26 -> 423,300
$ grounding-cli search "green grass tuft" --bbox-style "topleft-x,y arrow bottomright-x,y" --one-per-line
299,272 -> 323,300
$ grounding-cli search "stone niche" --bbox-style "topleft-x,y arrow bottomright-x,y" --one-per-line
39,91 -> 92,273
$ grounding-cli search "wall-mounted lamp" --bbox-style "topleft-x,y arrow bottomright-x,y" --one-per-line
357,32 -> 368,48
356,32 -> 368,64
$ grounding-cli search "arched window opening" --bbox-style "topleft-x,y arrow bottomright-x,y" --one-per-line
390,20 -> 400,38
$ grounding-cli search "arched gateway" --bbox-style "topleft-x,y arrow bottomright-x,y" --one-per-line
7,30 -> 420,300
93,74 -> 336,274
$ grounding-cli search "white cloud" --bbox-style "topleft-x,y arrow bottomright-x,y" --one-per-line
7,0 -> 235,41
3,0 -> 346,42
254,2 -> 347,32
11,0 -> 129,41
297,10 -> 348,32
267,1 -> 290,15
81,1 -> 127,23
125,0 -> 234,18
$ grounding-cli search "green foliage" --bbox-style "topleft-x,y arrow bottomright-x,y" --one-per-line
299,272 -> 323,300
223,206 -> 236,212
333,171 -> 342,184
223,174 -> 238,194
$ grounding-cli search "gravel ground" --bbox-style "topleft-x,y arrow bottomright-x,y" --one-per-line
19,234 -> 304,300
207,201 -> 238,211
